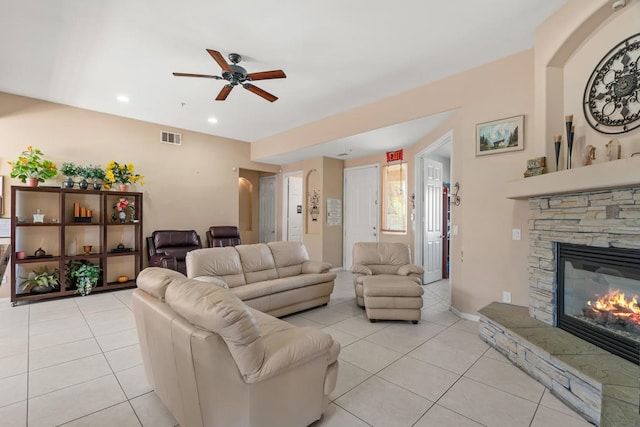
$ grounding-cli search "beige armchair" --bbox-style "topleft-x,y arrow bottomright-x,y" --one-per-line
351,242 -> 424,305
133,268 -> 340,427
350,243 -> 424,323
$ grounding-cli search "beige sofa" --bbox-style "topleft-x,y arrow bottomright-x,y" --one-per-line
133,267 -> 340,427
186,241 -> 336,317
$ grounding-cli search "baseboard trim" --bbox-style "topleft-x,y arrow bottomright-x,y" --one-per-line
450,306 -> 480,322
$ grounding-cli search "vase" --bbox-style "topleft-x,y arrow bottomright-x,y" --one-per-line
79,179 -> 89,190
119,184 -> 129,192
118,211 -> 127,223
26,177 -> 39,187
63,177 -> 75,188
93,180 -> 102,190
32,285 -> 54,294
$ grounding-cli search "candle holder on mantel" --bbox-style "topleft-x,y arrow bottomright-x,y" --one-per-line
565,115 -> 574,169
554,135 -> 562,172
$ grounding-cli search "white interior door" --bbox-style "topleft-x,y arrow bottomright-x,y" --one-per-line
259,176 -> 276,243
423,158 -> 443,283
286,175 -> 303,242
344,165 -> 379,269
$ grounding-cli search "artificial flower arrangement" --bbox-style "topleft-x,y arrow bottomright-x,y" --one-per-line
112,197 -> 135,222
104,160 -> 144,189
8,146 -> 58,184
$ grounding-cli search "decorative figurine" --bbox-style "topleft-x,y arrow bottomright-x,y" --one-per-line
582,145 -> 596,166
606,139 -> 621,161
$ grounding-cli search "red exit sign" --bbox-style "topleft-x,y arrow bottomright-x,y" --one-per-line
386,149 -> 403,162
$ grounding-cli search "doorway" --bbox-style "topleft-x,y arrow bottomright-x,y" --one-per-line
282,172 -> 303,242
343,164 -> 379,270
259,175 -> 276,243
415,131 -> 452,284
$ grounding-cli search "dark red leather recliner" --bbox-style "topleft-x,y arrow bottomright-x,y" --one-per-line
206,226 -> 241,248
147,230 -> 202,275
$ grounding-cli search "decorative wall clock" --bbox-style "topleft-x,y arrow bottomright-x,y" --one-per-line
583,33 -> 640,134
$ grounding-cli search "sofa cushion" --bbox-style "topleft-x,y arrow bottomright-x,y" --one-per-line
352,242 -> 412,275
230,273 -> 337,302
136,267 -> 186,301
267,241 -> 308,278
165,279 -> 265,379
236,244 -> 278,284
186,247 -> 246,287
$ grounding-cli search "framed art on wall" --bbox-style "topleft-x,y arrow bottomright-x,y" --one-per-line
476,115 -> 524,156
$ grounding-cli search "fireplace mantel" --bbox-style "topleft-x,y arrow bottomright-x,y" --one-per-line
506,156 -> 640,200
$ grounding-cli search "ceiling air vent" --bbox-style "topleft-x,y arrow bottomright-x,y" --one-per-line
161,131 -> 182,146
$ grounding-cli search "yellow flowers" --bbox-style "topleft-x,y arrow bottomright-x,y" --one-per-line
103,161 -> 144,189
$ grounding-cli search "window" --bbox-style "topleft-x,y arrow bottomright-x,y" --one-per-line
382,163 -> 407,232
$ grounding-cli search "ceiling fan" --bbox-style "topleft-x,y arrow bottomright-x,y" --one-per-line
173,49 -> 286,102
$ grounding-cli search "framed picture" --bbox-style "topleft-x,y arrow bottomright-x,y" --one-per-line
476,115 -> 524,156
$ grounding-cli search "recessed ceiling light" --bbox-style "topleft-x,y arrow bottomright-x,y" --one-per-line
208,117 -> 218,124
116,95 -> 130,103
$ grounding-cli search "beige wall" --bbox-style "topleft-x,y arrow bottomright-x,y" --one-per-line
0,92 -> 279,255
273,0 -> 637,316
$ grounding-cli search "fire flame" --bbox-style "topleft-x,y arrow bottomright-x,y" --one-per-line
587,290 -> 640,321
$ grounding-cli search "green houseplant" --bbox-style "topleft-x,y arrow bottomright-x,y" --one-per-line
19,266 -> 59,294
69,263 -> 101,296
87,165 -> 107,190
60,162 -> 79,188
9,146 -> 58,187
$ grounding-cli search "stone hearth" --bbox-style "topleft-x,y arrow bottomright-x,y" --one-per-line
479,302 -> 640,427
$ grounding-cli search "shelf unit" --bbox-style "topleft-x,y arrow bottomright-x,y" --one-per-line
10,186 -> 143,305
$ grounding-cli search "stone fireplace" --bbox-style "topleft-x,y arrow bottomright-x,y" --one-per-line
478,158 -> 640,425
528,186 -> 640,361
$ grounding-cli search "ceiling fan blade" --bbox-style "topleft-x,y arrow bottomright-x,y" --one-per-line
216,85 -> 233,101
207,49 -> 232,72
246,70 -> 287,81
243,84 -> 278,102
173,72 -> 221,79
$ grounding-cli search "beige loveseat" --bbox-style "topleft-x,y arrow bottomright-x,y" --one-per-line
133,268 -> 340,427
186,241 -> 336,317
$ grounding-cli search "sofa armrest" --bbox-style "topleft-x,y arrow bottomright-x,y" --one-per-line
301,260 -> 332,274
397,264 -> 424,276
247,327 -> 336,383
192,276 -> 229,289
351,263 -> 372,276
149,254 -> 178,271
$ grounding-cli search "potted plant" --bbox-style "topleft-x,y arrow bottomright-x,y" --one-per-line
68,262 -> 101,296
104,160 -> 144,191
8,146 -> 58,187
76,166 -> 91,190
60,162 -> 79,188
19,266 -> 59,294
87,165 -> 106,190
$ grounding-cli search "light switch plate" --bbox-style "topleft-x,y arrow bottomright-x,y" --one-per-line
512,229 -> 521,240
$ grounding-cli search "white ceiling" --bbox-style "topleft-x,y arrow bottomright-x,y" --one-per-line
0,0 -> 566,164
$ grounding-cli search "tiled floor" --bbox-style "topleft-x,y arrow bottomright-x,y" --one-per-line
0,271 -> 593,426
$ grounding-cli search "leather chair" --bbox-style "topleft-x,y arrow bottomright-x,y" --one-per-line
351,242 -> 424,323
147,230 -> 202,275
206,226 -> 241,248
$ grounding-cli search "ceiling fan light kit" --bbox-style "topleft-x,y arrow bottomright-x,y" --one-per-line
173,49 -> 286,102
